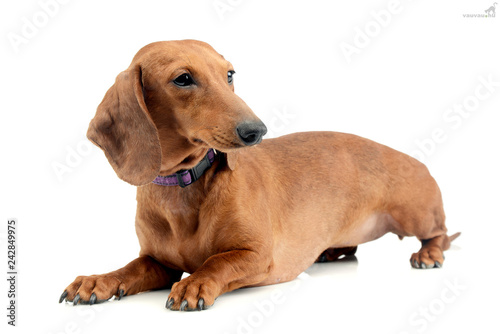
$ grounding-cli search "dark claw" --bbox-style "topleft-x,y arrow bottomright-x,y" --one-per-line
318,254 -> 327,263
73,294 -> 81,306
59,291 -> 68,303
180,300 -> 188,311
89,293 -> 97,305
118,289 -> 124,300
197,298 -> 204,311
166,298 -> 174,309
434,261 -> 442,268
420,262 -> 428,269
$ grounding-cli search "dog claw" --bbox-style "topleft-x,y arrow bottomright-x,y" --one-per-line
118,289 -> 124,300
434,261 -> 442,268
89,293 -> 97,305
73,294 -> 81,306
166,298 -> 174,309
59,291 -> 68,303
180,300 -> 188,311
197,298 -> 204,311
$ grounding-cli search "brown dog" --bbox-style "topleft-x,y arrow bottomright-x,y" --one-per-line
59,40 -> 459,311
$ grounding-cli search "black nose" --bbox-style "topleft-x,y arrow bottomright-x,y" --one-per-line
236,121 -> 267,146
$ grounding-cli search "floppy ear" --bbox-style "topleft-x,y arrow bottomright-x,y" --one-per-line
87,66 -> 161,186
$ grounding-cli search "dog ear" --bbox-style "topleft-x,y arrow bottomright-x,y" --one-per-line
87,65 -> 161,186
226,151 -> 239,171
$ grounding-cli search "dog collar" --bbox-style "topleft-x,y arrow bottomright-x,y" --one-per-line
152,149 -> 216,188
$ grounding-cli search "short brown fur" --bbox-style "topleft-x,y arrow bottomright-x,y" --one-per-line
61,40 -> 459,311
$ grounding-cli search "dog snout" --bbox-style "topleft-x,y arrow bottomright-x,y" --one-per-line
236,121 -> 267,146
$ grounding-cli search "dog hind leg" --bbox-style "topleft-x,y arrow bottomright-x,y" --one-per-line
410,232 -> 461,269
316,246 -> 358,263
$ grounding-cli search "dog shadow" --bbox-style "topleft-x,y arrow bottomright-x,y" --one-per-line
304,255 -> 359,278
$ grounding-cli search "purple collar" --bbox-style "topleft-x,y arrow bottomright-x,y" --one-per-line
152,149 -> 216,188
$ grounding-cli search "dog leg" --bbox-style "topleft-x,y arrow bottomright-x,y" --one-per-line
166,250 -> 271,311
316,246 -> 358,263
60,255 -> 182,305
410,233 -> 461,269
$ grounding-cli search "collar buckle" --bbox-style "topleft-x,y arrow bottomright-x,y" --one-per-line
153,149 -> 216,188
175,170 -> 190,188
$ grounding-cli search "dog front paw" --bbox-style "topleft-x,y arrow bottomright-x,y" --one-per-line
59,275 -> 126,305
166,275 -> 219,311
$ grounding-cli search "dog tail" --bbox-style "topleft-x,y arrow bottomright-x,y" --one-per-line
449,232 -> 461,243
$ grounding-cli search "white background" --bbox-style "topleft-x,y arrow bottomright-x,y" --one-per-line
1,0 -> 499,333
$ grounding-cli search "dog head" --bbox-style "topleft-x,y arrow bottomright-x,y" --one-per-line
87,40 -> 266,186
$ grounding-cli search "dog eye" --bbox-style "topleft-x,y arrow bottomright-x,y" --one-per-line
227,71 -> 235,84
173,73 -> 195,87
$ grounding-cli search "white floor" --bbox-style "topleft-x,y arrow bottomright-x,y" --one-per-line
7,230 -> 494,334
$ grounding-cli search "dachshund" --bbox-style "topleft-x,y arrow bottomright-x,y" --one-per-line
59,40 -> 459,311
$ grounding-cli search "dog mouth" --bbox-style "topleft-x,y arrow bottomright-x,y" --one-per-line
191,127 -> 245,152
192,123 -> 267,152
200,134 -> 245,151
